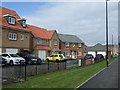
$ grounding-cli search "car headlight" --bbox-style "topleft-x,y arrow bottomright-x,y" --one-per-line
31,59 -> 37,61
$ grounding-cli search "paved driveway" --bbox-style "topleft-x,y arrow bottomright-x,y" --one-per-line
76,58 -> 119,88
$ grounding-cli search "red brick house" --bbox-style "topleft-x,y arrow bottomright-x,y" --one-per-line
58,34 -> 85,59
27,25 -> 60,60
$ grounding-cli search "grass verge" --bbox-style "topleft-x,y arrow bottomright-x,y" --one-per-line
3,57 -> 117,88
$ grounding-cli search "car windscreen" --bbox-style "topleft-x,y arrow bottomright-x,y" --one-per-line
10,54 -> 20,57
27,54 -> 35,57
85,55 -> 93,59
59,55 -> 63,58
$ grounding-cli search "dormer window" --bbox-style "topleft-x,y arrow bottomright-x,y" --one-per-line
3,14 -> 16,25
22,21 -> 26,27
9,17 -> 15,24
18,18 -> 26,28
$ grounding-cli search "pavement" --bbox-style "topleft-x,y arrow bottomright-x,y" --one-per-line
76,58 -> 119,88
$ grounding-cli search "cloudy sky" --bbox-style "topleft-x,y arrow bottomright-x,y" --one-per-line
2,1 -> 118,46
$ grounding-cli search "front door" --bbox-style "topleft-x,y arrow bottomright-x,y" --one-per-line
72,51 -> 75,59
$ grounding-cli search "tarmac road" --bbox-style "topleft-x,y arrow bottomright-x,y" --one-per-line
76,58 -> 119,88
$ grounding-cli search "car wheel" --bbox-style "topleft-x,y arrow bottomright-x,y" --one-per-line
46,59 -> 49,61
28,61 -> 31,65
9,60 -> 14,66
56,59 -> 59,62
37,60 -> 41,64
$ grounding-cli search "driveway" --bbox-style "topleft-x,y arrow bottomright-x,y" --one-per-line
76,58 -> 119,88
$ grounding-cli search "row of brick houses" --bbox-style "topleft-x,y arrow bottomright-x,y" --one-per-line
0,7 -> 85,60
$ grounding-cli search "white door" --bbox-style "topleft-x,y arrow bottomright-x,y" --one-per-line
97,52 -> 106,58
72,51 -> 75,59
38,50 -> 46,60
88,51 -> 96,58
0,48 -> 2,54
6,48 -> 18,54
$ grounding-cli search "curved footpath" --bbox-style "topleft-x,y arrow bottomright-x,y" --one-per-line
76,58 -> 119,88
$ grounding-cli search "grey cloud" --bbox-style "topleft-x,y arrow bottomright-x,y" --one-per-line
25,2 -> 118,46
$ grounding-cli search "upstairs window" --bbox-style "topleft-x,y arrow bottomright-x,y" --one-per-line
53,40 -> 58,45
46,40 -> 49,44
20,34 -> 24,40
18,18 -> 26,28
8,17 -> 15,25
22,21 -> 26,27
37,39 -> 42,44
78,43 -> 82,48
65,42 -> 69,48
3,14 -> 16,25
72,43 -> 75,47
8,33 -> 17,40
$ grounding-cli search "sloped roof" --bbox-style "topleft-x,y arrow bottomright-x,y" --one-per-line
1,7 -> 56,39
86,43 -> 111,52
58,34 -> 84,43
0,7 -> 30,32
46,30 -> 55,39
27,25 -> 49,39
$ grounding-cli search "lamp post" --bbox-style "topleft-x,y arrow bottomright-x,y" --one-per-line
106,0 -> 109,67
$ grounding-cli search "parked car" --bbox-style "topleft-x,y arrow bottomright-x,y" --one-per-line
0,56 -> 7,66
46,54 -> 65,62
17,53 -> 42,65
84,54 -> 94,65
1,54 -> 25,65
95,54 -> 104,60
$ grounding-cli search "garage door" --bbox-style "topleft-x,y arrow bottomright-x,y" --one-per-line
0,48 -> 2,54
38,50 -> 46,60
97,52 -> 106,58
6,48 -> 18,54
88,51 -> 96,58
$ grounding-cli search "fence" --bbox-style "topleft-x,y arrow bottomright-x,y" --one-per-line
2,59 -> 99,85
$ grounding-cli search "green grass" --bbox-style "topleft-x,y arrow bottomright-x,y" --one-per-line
3,57 -> 117,88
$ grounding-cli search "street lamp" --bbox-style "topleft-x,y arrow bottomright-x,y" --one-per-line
106,0 -> 110,67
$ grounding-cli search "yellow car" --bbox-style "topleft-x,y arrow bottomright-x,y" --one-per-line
46,54 -> 65,61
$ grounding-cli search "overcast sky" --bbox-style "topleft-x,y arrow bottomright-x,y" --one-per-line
2,1 -> 118,46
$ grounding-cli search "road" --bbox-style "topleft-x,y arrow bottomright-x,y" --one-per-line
76,58 -> 119,88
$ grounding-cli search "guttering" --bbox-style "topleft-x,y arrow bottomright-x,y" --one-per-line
0,26 -> 30,33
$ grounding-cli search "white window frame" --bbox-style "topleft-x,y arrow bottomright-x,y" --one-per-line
78,51 -> 82,56
65,42 -> 69,47
8,33 -> 17,40
20,34 -> 24,40
22,21 -> 26,27
78,43 -> 82,48
64,51 -> 69,57
8,17 -> 15,24
37,39 -> 42,44
53,40 -> 58,45
72,43 -> 75,47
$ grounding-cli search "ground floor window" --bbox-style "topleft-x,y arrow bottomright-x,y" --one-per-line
53,51 -> 59,54
64,51 -> 69,57
77,51 -> 82,56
